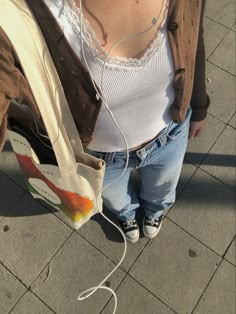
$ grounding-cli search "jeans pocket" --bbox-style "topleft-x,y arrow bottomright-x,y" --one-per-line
167,121 -> 189,141
167,107 -> 191,141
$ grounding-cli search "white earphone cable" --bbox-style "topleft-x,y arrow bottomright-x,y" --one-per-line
77,0 -> 165,312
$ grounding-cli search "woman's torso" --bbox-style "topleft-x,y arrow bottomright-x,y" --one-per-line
45,0 -> 175,152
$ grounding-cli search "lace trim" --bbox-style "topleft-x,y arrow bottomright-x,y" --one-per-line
63,0 -> 170,69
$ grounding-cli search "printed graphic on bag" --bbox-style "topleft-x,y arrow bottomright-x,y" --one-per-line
8,130 -> 94,223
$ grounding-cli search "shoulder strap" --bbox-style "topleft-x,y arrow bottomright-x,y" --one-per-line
0,0 -> 84,174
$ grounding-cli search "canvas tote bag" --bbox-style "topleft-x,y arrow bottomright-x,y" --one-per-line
0,0 -> 105,229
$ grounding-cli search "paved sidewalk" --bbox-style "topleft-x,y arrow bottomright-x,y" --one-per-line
0,1 -> 235,313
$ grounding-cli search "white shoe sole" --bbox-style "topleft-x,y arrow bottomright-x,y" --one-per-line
125,229 -> 140,243
143,219 -> 163,239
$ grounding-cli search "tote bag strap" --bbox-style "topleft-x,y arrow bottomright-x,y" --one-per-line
0,0 -> 84,174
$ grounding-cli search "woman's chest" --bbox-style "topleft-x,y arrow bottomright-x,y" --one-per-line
72,0 -> 168,58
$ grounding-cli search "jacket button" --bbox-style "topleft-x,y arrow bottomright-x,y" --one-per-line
169,22 -> 179,32
175,68 -> 185,75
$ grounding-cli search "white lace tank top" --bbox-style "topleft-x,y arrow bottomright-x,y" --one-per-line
44,0 -> 175,152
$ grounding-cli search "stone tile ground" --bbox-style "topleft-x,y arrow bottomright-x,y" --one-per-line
0,2 -> 235,314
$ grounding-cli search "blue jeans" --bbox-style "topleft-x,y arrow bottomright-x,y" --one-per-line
86,108 -> 191,222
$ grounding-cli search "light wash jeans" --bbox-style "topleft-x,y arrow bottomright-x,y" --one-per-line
86,108 -> 191,222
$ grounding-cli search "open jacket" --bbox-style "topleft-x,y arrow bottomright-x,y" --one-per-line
0,0 -> 210,153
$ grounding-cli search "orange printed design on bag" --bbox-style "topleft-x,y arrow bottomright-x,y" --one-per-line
10,132 -> 94,223
16,153 -> 94,221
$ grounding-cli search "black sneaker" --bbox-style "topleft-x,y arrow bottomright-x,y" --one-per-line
143,215 -> 163,239
118,219 -> 140,243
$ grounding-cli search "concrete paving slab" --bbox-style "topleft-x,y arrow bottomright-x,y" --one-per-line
168,168 -> 236,256
102,275 -> 175,314
201,126 -> 236,190
0,171 -> 25,221
186,114 -> 225,165
0,263 -> 26,314
78,210 -> 149,273
31,232 -> 125,314
0,194 -> 71,286
176,163 -> 198,198
203,18 -> 229,59
130,218 -> 220,314
36,198 -> 74,231
229,113 -> 236,129
206,62 -> 236,123
209,31 -> 235,75
193,260 -> 236,314
225,238 -> 236,266
10,291 -> 54,314
0,140 -> 27,190
232,23 -> 236,31
205,0 -> 236,28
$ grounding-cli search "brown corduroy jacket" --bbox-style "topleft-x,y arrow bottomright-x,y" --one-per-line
0,0 -> 210,153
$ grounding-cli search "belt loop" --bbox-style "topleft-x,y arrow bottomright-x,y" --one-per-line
136,147 -> 147,161
164,120 -> 174,138
166,120 -> 174,134
158,121 -> 172,145
105,152 -> 115,163
160,134 -> 167,146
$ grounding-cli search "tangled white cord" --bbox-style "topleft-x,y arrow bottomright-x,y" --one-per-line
76,0 -> 165,312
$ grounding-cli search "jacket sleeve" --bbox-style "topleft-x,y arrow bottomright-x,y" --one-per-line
0,27 -> 37,153
190,0 -> 210,122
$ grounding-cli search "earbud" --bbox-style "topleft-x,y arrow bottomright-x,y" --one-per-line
152,17 -> 158,25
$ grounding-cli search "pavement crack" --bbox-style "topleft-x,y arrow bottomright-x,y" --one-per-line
44,262 -> 52,283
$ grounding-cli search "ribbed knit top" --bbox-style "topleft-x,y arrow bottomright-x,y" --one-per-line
44,0 -> 175,152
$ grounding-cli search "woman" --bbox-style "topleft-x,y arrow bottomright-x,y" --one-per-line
0,0 -> 209,243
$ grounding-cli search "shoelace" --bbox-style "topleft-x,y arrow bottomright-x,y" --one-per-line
126,220 -> 137,227
145,217 -> 159,226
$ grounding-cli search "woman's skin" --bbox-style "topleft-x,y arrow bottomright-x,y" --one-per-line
73,0 -> 207,138
74,0 -> 166,58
